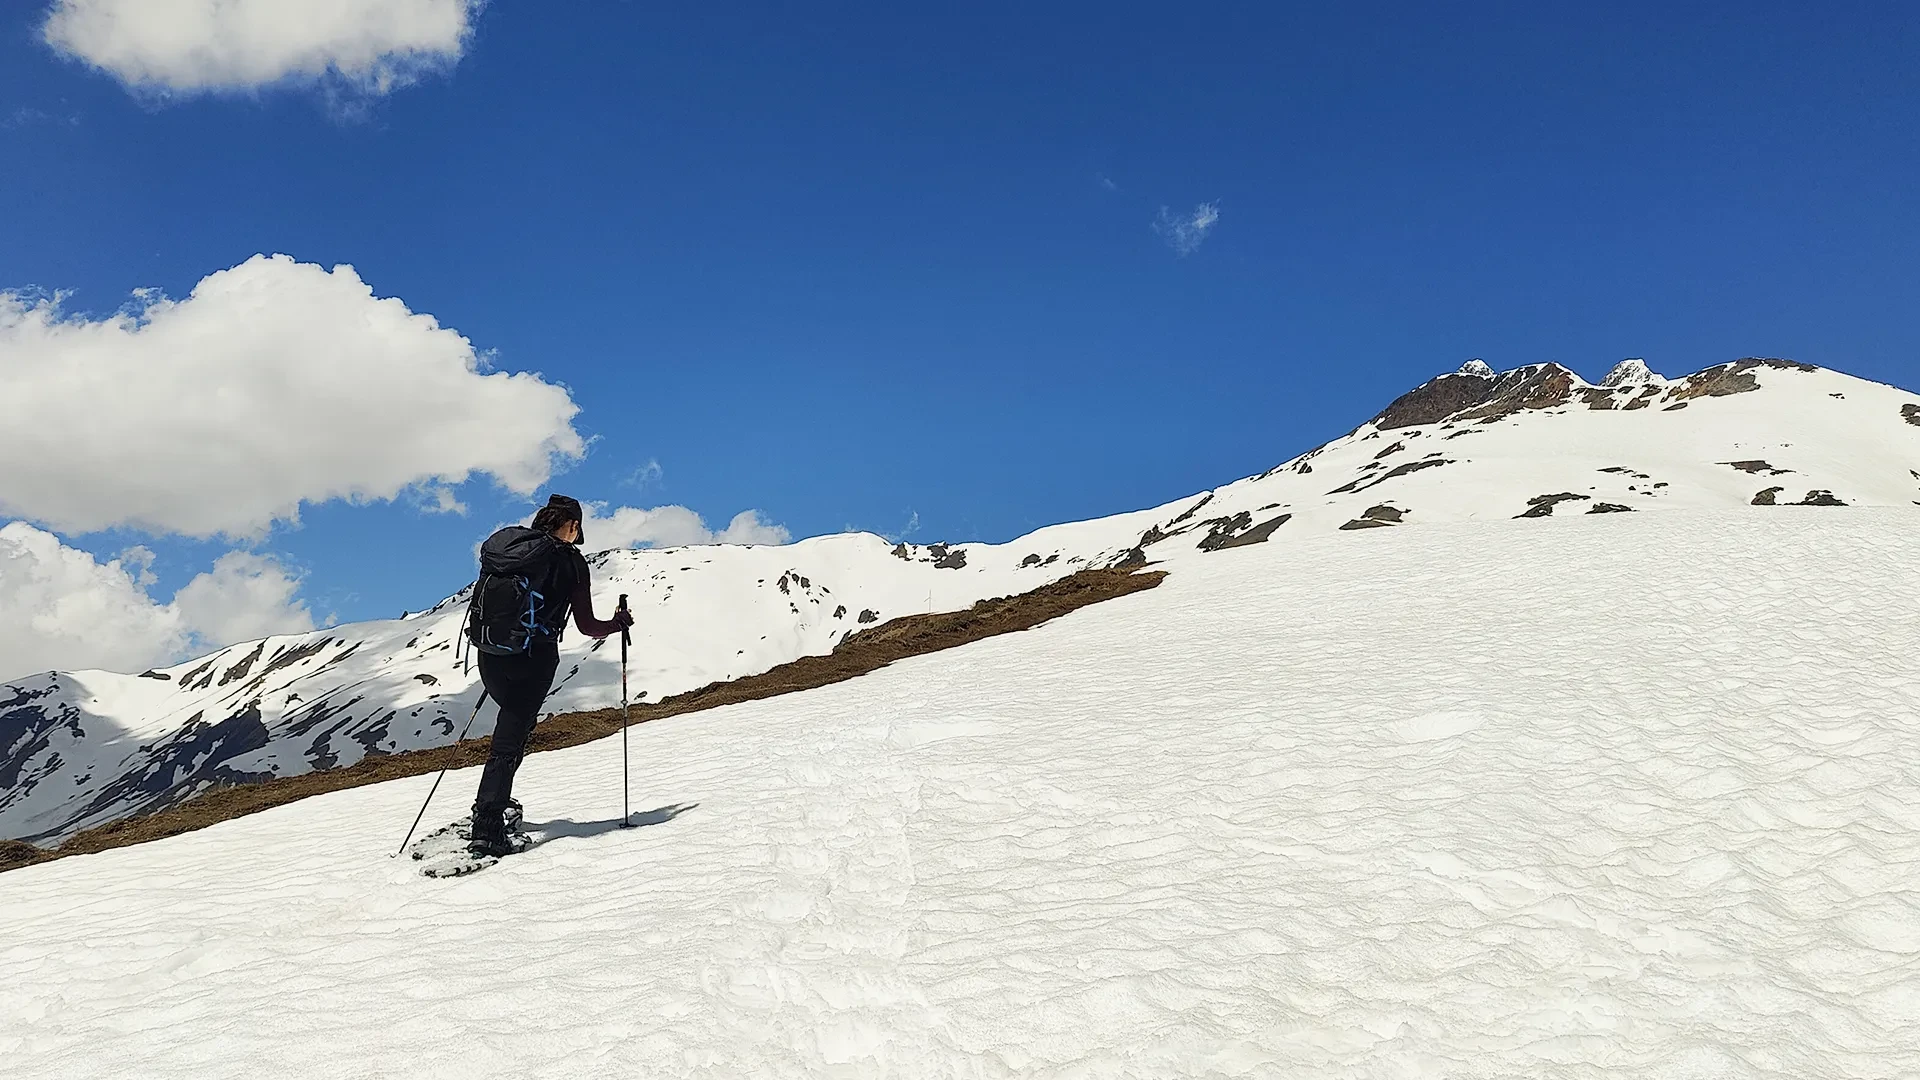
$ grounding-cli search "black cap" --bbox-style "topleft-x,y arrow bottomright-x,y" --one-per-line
544,493 -> 584,544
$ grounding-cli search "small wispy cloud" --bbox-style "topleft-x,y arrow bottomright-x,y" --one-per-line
408,483 -> 466,515
879,509 -> 920,544
2,106 -> 80,129
621,458 -> 664,490
1097,173 -> 1119,192
1153,201 -> 1221,257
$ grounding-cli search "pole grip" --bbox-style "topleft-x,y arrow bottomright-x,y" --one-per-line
617,593 -> 630,653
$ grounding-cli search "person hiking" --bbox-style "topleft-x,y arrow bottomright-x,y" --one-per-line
464,494 -> 632,856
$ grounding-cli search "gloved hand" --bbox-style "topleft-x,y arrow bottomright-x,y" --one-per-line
613,608 -> 635,630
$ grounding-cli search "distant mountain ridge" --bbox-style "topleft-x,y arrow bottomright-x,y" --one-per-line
1372,356 -> 1805,431
6,357 -> 1917,844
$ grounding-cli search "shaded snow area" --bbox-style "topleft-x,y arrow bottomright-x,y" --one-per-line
7,358 -> 1919,847
6,509 -> 1919,1077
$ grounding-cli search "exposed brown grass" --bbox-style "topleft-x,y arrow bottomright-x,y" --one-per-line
1,567 -> 1165,875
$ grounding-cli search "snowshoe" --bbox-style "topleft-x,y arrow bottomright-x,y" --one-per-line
408,814 -> 534,878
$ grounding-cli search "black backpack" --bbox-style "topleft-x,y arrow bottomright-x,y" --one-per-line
467,526 -> 569,655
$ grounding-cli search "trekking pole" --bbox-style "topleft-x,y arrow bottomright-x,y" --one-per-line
618,593 -> 633,828
391,687 -> 490,857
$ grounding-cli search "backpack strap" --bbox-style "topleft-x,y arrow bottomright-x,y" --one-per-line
518,576 -> 555,642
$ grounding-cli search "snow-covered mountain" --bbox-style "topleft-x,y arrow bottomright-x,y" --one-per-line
5,357 -> 1918,845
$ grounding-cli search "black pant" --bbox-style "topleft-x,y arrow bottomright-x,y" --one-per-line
473,646 -> 560,823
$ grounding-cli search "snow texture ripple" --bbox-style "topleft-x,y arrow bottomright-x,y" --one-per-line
3,509 -> 1920,1077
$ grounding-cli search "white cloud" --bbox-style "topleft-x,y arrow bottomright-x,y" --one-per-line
0,254 -> 587,539
40,0 -> 478,97
486,502 -> 792,554
582,504 -> 791,550
171,550 -> 315,648
1154,201 -> 1221,257
0,522 -> 313,682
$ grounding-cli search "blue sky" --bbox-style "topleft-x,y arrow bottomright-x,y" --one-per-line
3,2 -> 1918,667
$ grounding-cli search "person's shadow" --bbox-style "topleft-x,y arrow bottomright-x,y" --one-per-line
526,802 -> 700,845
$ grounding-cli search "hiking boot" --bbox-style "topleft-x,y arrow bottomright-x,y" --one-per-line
468,810 -> 514,858
503,798 -> 523,834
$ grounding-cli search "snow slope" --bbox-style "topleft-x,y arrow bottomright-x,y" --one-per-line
3,509 -> 1918,1077
0,534 -> 1101,845
6,357 -> 1919,845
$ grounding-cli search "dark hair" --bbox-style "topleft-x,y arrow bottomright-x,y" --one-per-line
531,493 -> 584,544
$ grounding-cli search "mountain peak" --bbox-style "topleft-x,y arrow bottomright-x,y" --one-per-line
1602,358 -> 1666,387
1371,361 -> 1588,430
